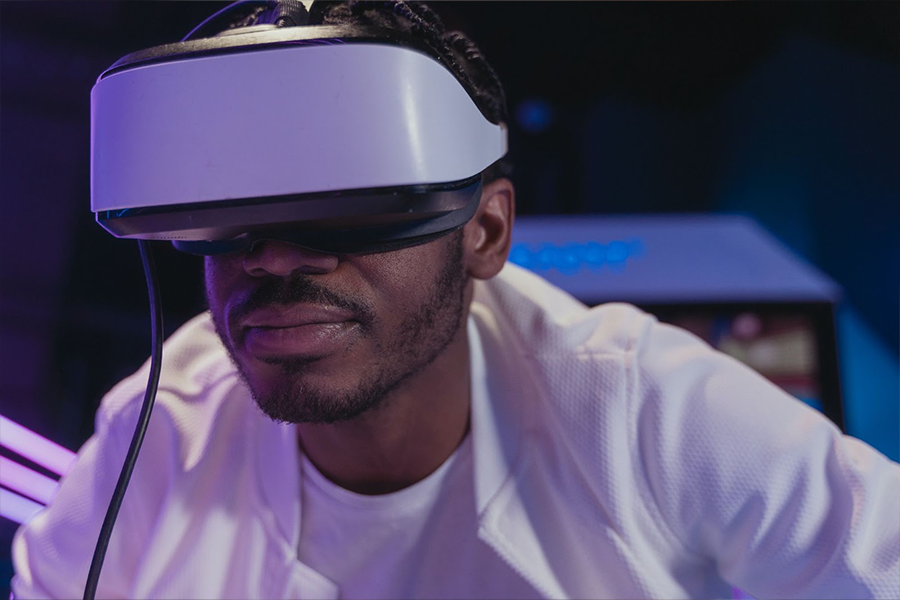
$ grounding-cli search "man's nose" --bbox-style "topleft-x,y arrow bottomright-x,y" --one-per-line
242,240 -> 340,277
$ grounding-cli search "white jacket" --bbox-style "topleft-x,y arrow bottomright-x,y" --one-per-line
12,263 -> 900,599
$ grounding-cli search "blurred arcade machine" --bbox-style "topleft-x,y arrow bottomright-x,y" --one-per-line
509,214 -> 845,430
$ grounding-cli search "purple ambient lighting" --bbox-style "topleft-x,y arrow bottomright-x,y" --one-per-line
0,456 -> 60,505
0,415 -> 77,477
0,488 -> 45,525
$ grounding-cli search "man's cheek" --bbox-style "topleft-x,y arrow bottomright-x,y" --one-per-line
204,260 -> 233,313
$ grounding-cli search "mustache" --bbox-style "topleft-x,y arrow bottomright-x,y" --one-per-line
228,274 -> 375,328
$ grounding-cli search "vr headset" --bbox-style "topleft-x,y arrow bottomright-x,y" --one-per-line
90,2 -> 508,256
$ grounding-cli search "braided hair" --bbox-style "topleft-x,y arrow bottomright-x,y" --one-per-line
196,0 -> 513,183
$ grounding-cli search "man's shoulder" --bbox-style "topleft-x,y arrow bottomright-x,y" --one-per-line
96,312 -> 243,431
474,262 -> 655,358
472,263 -> 731,416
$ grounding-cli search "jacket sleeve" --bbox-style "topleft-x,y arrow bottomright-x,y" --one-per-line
11,378 -> 172,600
632,319 -> 900,599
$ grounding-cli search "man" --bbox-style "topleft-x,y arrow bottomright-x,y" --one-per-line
12,1 -> 900,598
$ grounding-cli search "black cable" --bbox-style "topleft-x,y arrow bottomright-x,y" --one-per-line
83,240 -> 164,600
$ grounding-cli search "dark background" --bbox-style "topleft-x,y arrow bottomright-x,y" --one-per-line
1,2 -> 898,595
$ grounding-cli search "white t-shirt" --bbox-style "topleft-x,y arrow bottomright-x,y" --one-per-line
298,434 -> 541,600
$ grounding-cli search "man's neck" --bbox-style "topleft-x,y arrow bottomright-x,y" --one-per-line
296,327 -> 472,495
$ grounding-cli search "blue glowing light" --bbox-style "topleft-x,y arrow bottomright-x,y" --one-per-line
795,395 -> 824,413
515,99 -> 555,134
509,239 -> 644,274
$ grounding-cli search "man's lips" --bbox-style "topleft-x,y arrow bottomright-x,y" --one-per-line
237,305 -> 360,358
239,304 -> 357,330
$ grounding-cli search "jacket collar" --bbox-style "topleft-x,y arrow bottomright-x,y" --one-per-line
469,276 -> 577,599
467,305 -> 527,516
255,406 -> 302,549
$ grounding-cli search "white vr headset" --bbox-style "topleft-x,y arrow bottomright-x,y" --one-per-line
91,15 -> 508,255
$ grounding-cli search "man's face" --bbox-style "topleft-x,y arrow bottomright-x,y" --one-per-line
204,231 -> 469,424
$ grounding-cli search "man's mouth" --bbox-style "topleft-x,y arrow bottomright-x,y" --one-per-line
238,304 -> 361,359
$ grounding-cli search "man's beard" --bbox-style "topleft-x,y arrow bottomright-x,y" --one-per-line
209,233 -> 468,424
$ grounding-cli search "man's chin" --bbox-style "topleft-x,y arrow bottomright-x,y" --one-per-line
239,362 -> 386,424
233,350 -> 333,389
250,384 -> 385,425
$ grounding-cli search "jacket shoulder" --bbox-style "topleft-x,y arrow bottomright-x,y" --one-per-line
98,312 -> 237,417
95,312 -> 248,471
11,313 -> 251,599
474,262 -> 655,358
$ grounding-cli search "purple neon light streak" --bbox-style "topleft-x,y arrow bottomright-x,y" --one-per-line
0,488 -> 45,525
0,415 -> 76,477
0,456 -> 59,505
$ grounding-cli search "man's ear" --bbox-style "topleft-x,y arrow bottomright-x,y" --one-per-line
463,177 -> 515,280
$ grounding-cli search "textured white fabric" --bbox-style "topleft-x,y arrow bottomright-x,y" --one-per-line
11,262 -> 900,599
298,431 -> 540,599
